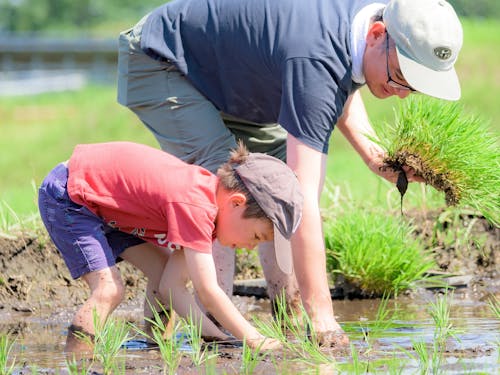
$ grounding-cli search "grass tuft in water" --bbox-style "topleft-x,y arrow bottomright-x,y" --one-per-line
410,291 -> 460,374
240,338 -> 269,375
139,302 -> 184,375
66,354 -> 93,375
0,334 -> 16,375
183,310 -> 218,367
324,209 -> 436,296
254,293 -> 336,367
74,309 -> 130,375
487,295 -> 500,319
373,97 -> 500,226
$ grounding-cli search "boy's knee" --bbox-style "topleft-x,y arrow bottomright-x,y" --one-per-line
158,283 -> 172,302
93,281 -> 126,308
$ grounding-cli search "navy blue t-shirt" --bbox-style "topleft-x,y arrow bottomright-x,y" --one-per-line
140,0 -> 372,153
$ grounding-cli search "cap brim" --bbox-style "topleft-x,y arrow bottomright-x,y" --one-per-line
396,47 -> 461,101
274,224 -> 293,275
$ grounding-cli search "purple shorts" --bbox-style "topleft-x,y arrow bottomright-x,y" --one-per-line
38,162 -> 145,279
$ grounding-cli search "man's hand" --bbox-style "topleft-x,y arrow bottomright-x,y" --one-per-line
367,150 -> 425,184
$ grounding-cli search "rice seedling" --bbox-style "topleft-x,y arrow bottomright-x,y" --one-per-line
183,310 -> 218,367
136,303 -> 184,375
66,354 -> 93,375
372,96 -> 500,226
408,291 -> 459,374
324,209 -> 436,296
255,293 -> 336,367
487,295 -> 500,318
240,338 -> 268,375
74,309 -> 130,375
0,334 -> 16,375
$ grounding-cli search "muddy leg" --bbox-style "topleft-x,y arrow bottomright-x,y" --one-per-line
120,243 -> 175,339
66,267 -> 125,353
258,241 -> 302,319
143,279 -> 176,339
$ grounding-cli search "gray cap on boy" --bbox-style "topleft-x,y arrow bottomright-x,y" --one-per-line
234,153 -> 303,274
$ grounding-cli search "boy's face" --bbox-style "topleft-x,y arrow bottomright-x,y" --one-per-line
215,193 -> 273,250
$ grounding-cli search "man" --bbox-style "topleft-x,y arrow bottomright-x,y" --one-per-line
117,0 -> 463,345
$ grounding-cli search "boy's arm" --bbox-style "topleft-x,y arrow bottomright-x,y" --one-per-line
161,250 -> 229,339
183,248 -> 281,349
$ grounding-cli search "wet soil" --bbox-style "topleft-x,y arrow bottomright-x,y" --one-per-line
0,209 -> 498,312
0,209 -> 498,374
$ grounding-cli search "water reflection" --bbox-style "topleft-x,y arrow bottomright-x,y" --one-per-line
2,291 -> 499,374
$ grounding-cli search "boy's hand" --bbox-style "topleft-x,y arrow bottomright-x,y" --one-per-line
246,337 -> 282,350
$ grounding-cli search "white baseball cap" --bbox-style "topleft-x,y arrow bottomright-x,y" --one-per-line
383,0 -> 463,101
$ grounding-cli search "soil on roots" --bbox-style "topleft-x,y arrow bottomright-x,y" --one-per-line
383,151 -> 460,205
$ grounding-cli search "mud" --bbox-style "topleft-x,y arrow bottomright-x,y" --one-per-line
0,209 -> 499,374
0,209 -> 498,312
384,151 -> 461,205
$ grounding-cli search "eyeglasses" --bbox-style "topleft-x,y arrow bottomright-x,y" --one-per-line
385,32 -> 416,92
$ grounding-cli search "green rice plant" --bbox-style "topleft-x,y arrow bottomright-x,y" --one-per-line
74,309 -> 130,375
347,343 -> 369,374
0,334 -> 16,375
372,96 -> 500,226
429,292 -> 458,347
408,292 -> 459,375
66,354 -> 93,375
487,295 -> 500,318
240,338 -> 268,375
356,293 -> 399,353
324,209 -> 436,296
183,310 -> 218,367
410,340 -> 431,375
136,302 -> 184,375
254,294 -> 336,367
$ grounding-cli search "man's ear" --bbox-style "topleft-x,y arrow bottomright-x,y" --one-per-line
229,192 -> 247,207
366,21 -> 386,46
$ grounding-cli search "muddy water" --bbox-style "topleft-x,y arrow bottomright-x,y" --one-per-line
2,290 -> 499,374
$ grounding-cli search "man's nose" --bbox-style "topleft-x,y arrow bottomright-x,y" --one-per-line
396,88 -> 411,99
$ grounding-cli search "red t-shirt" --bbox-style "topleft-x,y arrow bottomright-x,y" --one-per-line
67,142 -> 218,253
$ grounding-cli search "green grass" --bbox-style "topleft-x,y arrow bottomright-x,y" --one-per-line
324,209 -> 436,296
0,334 -> 16,375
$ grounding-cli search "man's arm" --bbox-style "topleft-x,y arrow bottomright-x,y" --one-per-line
337,91 -> 423,183
286,133 -> 348,345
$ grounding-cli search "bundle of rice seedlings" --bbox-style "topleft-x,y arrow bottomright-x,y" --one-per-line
373,97 -> 499,226
324,210 -> 434,296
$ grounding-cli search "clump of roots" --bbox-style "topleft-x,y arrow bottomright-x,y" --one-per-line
382,150 -> 460,206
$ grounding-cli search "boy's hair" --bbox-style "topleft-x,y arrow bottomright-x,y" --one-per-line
217,143 -> 268,220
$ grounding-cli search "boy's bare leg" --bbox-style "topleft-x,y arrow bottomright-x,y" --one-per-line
258,241 -> 302,318
66,267 -> 125,353
121,243 -> 175,339
160,250 -> 229,339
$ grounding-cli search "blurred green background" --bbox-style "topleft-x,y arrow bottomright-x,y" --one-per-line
0,1 -> 499,221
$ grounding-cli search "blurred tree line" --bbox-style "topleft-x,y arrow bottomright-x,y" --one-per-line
0,0 -> 165,35
0,0 -> 498,36
448,0 -> 500,18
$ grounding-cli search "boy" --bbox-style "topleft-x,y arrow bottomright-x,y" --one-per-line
38,141 -> 303,353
